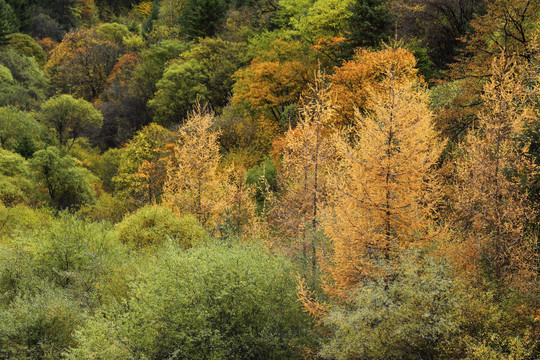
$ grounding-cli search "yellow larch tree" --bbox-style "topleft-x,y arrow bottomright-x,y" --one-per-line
320,49 -> 442,300
268,71 -> 341,272
163,105 -> 257,236
453,54 -> 538,291
329,47 -> 418,127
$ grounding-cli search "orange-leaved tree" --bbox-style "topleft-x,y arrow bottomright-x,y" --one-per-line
232,39 -> 317,126
268,71 -> 341,272
316,48 -> 442,303
163,104 -> 257,236
452,54 -> 538,292
329,47 -> 418,127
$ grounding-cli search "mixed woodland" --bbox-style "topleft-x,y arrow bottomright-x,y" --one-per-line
0,0 -> 539,358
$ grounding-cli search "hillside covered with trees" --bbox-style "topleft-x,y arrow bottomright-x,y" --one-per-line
0,0 -> 539,358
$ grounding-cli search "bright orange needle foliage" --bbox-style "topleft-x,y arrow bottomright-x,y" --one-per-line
453,54 -> 538,291
329,47 -> 418,127
321,48 -> 442,301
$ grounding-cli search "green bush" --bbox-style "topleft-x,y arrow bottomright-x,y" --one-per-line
0,149 -> 36,206
70,244 -> 314,359
0,281 -> 81,360
320,253 -> 463,360
0,214 -> 130,359
115,205 -> 209,249
77,193 -> 136,224
0,205 -> 52,243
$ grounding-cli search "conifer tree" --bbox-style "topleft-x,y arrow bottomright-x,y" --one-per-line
269,72 -> 340,271
320,49 -> 441,300
341,0 -> 394,58
163,104 -> 257,235
0,0 -> 17,45
453,54 -> 538,290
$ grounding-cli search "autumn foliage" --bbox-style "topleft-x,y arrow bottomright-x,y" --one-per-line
452,54 -> 538,291
320,49 -> 442,300
329,47 -> 418,126
2,0 -> 540,357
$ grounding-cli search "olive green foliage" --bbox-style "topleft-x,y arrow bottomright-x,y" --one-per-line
113,123 -> 173,203
0,48 -> 48,109
320,253 -> 463,360
96,22 -> 131,43
0,106 -> 42,152
4,33 -> 48,66
0,149 -> 35,206
37,95 -> 103,149
29,214 -> 129,304
115,205 -> 209,248
0,205 -> 51,243
0,278 -> 81,360
30,147 -> 96,210
70,244 -> 313,360
149,38 -> 248,125
93,147 -> 123,193
133,39 -> 190,102
149,58 -> 210,126
77,193 -> 136,224
0,213 -> 131,359
320,251 -> 539,360
276,0 -> 353,42
67,138 -> 102,173
0,64 -> 13,83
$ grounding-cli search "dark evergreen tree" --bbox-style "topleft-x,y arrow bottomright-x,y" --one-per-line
6,0 -> 29,31
341,0 -> 394,58
178,0 -> 227,40
0,0 -> 18,45
14,134 -> 37,159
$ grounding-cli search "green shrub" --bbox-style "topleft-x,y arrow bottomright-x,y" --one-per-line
115,205 -> 209,249
70,244 -> 314,359
0,149 -> 36,206
77,193 -> 136,224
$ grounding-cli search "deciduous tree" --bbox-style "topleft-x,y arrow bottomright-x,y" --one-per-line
321,48 -> 441,299
329,47 -> 417,127
37,94 -> 103,150
232,38 -> 317,125
0,106 -> 42,151
45,26 -> 126,101
30,146 -> 96,210
453,55 -> 538,290
0,48 -> 48,110
268,73 -> 340,272
163,105 -> 257,234
113,123 -> 174,205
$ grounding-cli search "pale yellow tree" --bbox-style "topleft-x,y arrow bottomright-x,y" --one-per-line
269,72 -> 341,272
320,51 -> 442,300
453,54 -> 538,290
163,105 -> 257,236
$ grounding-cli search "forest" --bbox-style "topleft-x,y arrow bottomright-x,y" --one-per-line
0,0 -> 538,358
